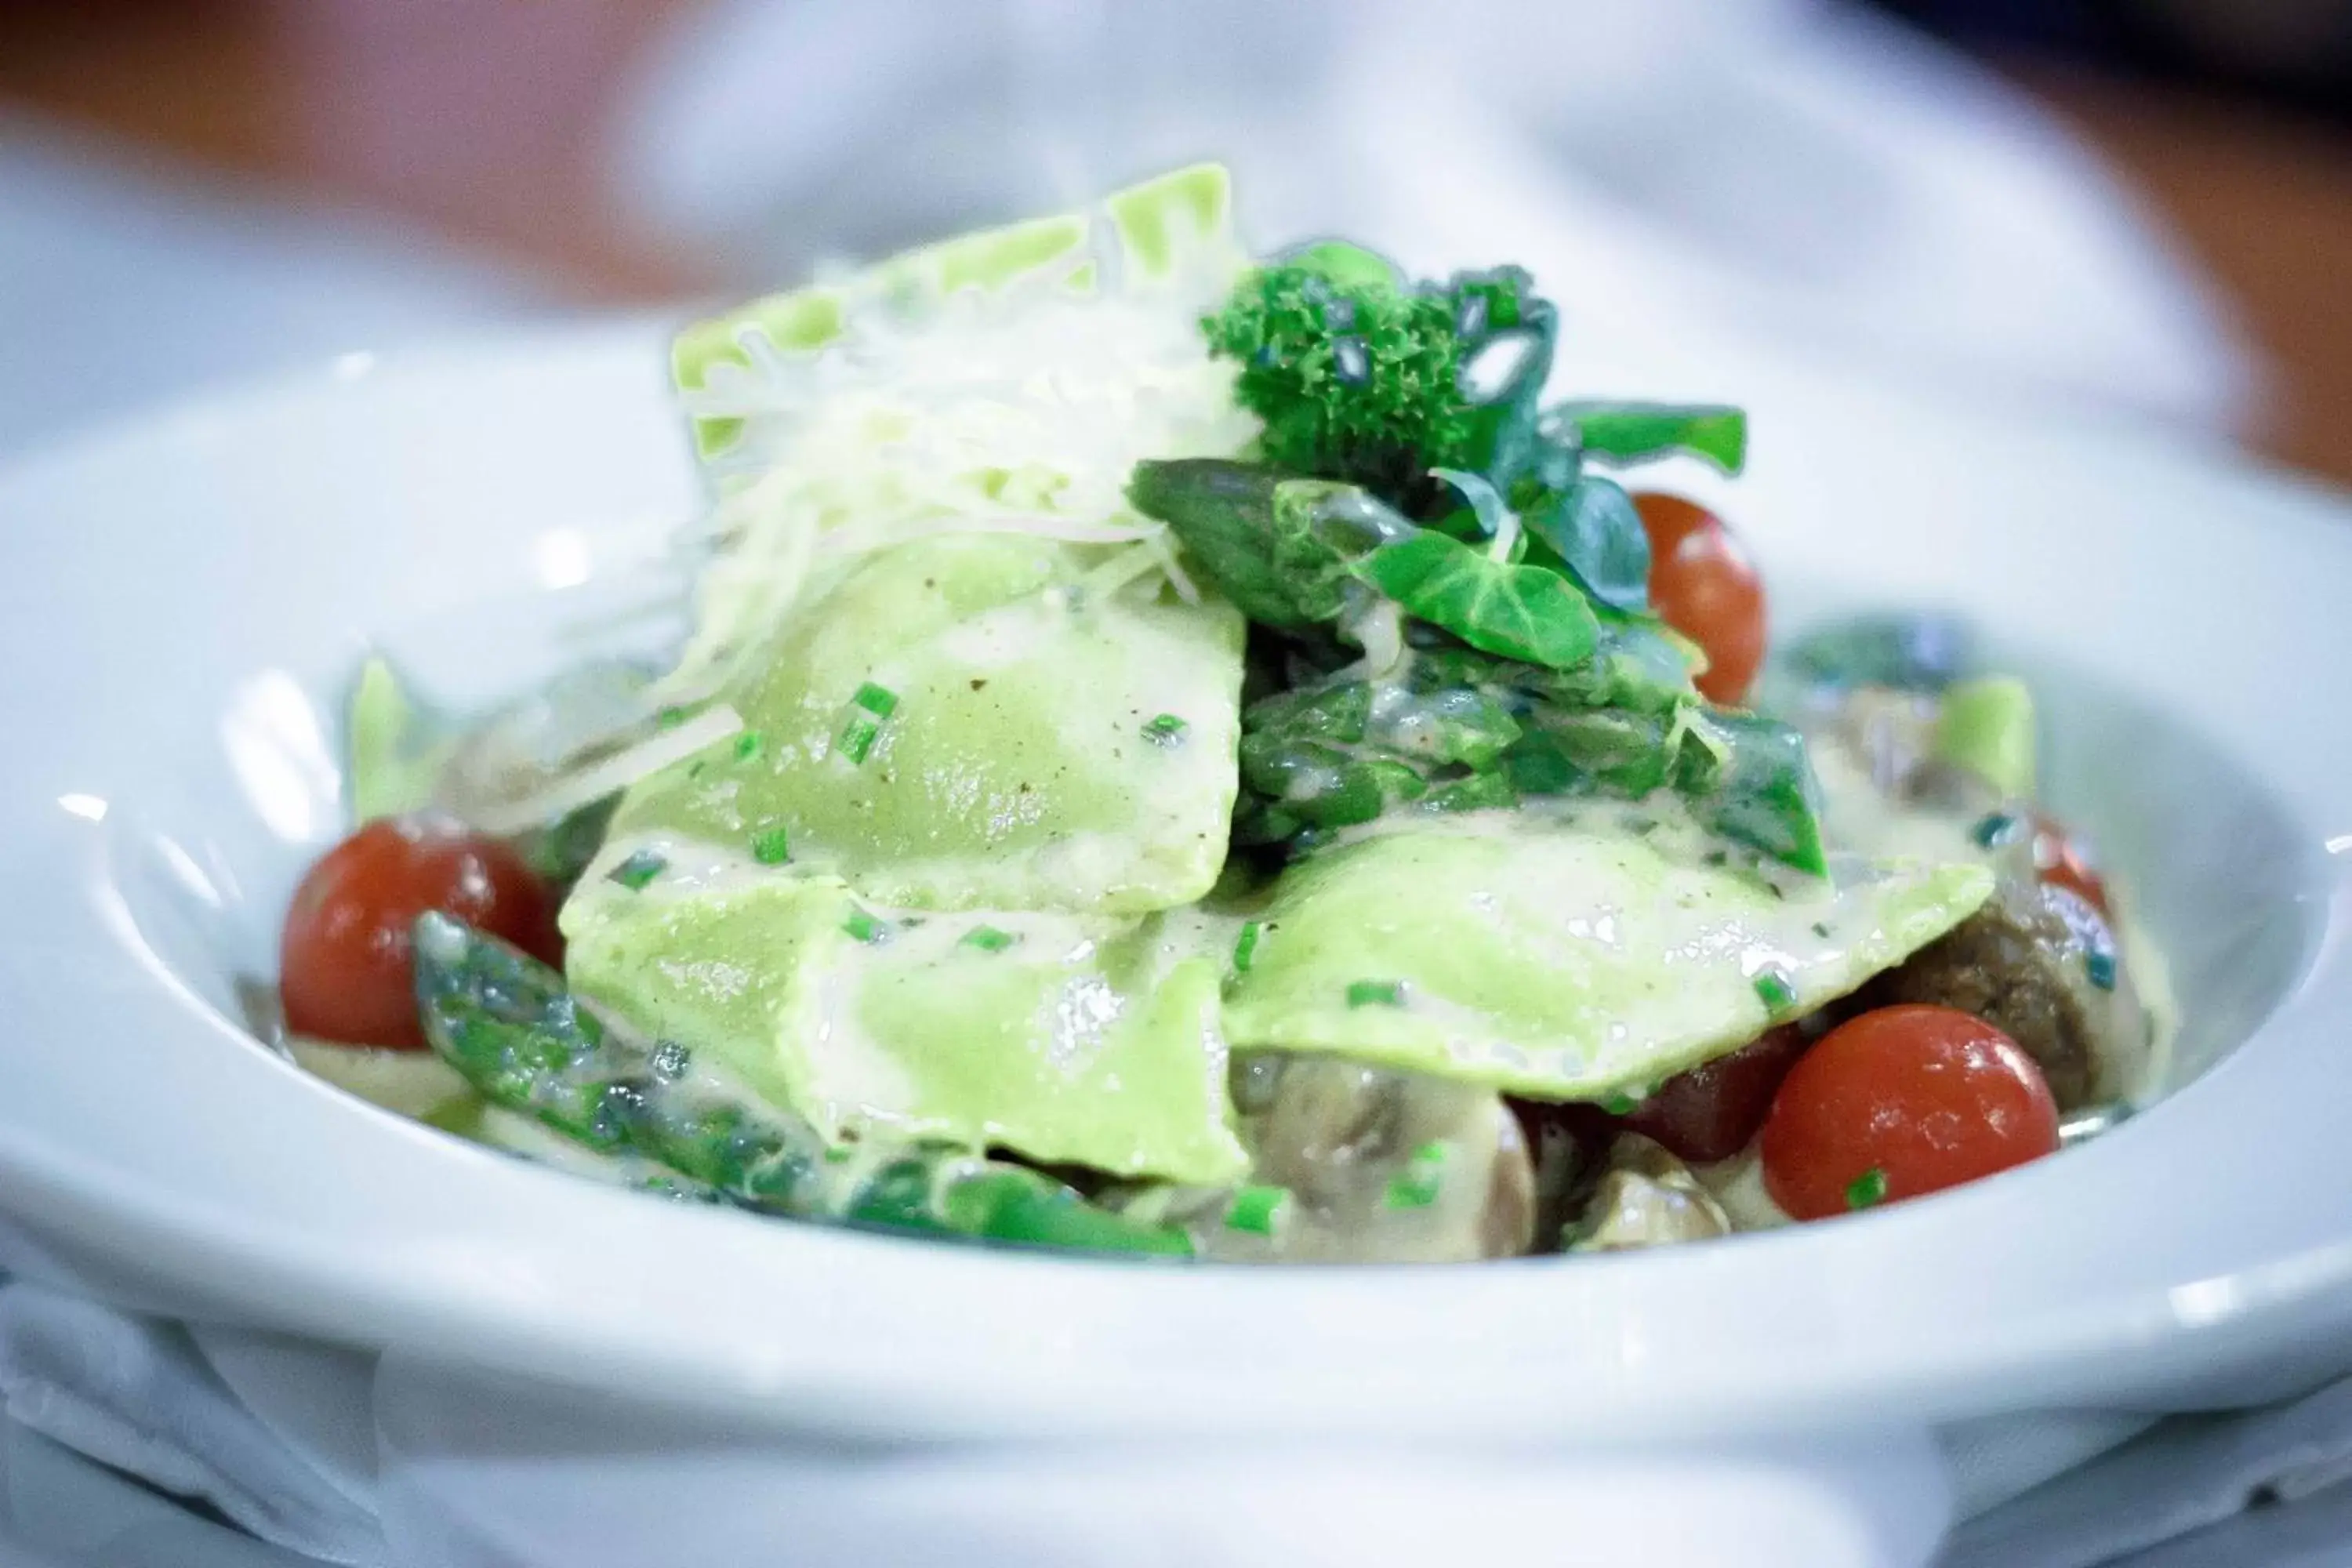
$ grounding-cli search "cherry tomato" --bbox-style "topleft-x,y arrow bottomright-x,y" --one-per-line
1635,492 -> 1766,706
280,815 -> 561,1049
1618,1024 -> 1811,1164
1759,1004 -> 2059,1221
2031,813 -> 2111,916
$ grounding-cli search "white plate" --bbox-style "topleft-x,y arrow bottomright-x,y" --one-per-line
1,319 -> 2348,1445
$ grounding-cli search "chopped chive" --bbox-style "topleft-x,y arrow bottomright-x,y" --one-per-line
822,1145 -> 855,1166
961,925 -> 1017,953
1845,1167 -> 1889,1211
607,849 -> 666,891
1384,1142 -> 1449,1210
1232,920 -> 1265,974
837,714 -> 881,764
833,682 -> 901,765
842,909 -> 890,944
1811,921 -> 1834,939
1224,1184 -> 1289,1236
733,729 -> 765,762
1142,713 -> 1189,747
1752,967 -> 1798,1016
1972,811 -> 2020,849
751,826 -> 791,866
1602,1090 -> 1642,1116
2085,946 -> 2117,992
1346,978 -> 1406,1009
656,704 -> 688,730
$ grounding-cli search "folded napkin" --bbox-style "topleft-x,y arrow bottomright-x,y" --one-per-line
6,1274 -> 2352,1567
0,1284 -> 383,1566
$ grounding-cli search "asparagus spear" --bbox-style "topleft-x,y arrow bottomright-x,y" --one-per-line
410,913 -> 1192,1258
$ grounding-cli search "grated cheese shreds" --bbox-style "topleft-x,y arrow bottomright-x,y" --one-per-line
659,165 -> 1261,701
448,704 -> 745,837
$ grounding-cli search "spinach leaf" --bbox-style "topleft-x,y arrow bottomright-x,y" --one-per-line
1554,402 -> 1748,474
1356,532 -> 1599,671
1525,474 -> 1652,613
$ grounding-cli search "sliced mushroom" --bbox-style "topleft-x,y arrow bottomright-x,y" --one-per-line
1189,1053 -> 1536,1262
1566,1134 -> 1733,1253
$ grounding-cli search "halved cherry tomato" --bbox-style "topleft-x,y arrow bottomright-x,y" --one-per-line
1635,492 -> 1766,706
1618,1024 -> 1812,1165
1759,1004 -> 2059,1221
2031,813 -> 2111,916
280,815 -> 561,1048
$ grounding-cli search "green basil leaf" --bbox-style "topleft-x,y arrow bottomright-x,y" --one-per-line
1357,533 -> 1600,671
1526,475 -> 1652,613
1555,402 -> 1748,474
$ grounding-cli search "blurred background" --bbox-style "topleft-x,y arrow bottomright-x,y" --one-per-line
0,0 -> 2347,481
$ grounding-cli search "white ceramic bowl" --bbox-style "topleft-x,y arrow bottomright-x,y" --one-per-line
2,320 -> 2348,1445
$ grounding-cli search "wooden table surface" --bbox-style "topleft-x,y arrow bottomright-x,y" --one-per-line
4,1 -> 2349,485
